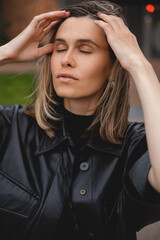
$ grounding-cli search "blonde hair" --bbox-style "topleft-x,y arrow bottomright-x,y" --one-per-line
25,1 -> 130,144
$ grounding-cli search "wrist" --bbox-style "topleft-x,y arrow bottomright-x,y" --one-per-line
127,56 -> 152,79
0,44 -> 14,66
129,58 -> 158,93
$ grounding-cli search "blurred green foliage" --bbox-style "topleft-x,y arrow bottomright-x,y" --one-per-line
0,73 -> 35,106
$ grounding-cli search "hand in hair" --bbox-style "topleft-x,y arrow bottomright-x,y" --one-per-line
1,11 -> 70,63
94,13 -> 147,72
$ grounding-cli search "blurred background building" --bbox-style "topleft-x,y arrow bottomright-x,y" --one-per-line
0,1 -> 160,238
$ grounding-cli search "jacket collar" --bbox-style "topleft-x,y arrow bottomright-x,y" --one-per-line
35,118 -> 131,157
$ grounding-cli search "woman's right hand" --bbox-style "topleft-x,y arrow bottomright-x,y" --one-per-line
0,11 -> 69,64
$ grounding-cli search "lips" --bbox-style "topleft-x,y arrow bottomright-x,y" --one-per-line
57,73 -> 78,81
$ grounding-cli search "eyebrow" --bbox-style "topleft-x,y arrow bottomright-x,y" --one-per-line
54,38 -> 99,47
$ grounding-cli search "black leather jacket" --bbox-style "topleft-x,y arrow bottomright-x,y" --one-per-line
0,104 -> 160,240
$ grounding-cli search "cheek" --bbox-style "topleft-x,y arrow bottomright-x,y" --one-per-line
83,60 -> 111,81
50,54 -> 58,72
50,56 -> 58,91
50,51 -> 63,70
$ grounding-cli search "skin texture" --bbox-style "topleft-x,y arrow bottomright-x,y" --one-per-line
51,17 -> 113,115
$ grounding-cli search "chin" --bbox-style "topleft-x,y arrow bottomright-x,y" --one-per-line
54,88 -> 78,99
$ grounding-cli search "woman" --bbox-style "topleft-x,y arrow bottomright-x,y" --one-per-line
0,1 -> 160,240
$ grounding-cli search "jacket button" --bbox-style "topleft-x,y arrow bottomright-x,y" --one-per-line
80,189 -> 86,195
80,162 -> 89,171
88,232 -> 95,238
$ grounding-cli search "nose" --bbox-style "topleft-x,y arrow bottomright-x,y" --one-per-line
61,50 -> 76,68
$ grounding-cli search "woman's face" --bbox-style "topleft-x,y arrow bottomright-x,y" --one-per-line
51,16 -> 113,110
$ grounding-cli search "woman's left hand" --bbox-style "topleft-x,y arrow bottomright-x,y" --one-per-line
94,13 -> 147,72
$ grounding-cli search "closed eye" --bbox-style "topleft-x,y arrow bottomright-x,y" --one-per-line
56,49 -> 91,54
57,49 -> 66,52
80,50 -> 91,54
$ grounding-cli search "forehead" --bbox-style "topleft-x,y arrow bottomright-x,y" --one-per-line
55,17 -> 108,48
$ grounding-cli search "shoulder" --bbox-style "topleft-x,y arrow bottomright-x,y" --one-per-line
0,104 -> 40,151
0,104 -> 39,137
0,104 -> 25,113
122,121 -> 147,168
124,121 -> 145,144
0,104 -> 36,123
121,121 -> 147,158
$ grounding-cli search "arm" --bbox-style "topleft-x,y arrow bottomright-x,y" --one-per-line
0,10 -> 70,66
94,13 -> 160,193
129,60 -> 160,193
0,45 -> 10,66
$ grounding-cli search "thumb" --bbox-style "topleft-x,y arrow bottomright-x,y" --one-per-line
38,43 -> 54,57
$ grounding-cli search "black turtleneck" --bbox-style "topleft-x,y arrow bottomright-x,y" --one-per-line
63,107 -> 94,147
53,108 -> 95,239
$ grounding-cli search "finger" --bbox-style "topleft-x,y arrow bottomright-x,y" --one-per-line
31,11 -> 70,27
38,43 -> 54,57
38,19 -> 52,29
97,13 -> 123,31
37,11 -> 67,22
43,21 -> 59,35
94,20 -> 115,45
94,20 -> 112,33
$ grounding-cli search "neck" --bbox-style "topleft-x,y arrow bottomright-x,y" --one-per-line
64,97 -> 98,116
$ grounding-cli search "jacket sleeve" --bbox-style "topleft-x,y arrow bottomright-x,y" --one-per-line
121,122 -> 160,232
